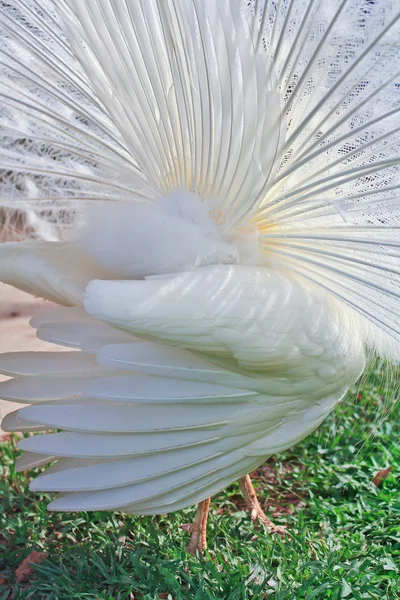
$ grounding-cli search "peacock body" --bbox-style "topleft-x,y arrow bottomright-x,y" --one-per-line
0,0 -> 399,550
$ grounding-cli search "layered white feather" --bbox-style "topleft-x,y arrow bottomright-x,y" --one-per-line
1,265 -> 365,512
0,241 -> 103,305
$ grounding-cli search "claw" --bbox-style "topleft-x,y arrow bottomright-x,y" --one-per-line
183,474 -> 287,555
238,474 -> 288,537
184,498 -> 210,555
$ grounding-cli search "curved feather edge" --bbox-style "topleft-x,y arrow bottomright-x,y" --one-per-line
0,241 -> 104,305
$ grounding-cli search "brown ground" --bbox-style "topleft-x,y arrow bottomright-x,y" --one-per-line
0,284 -> 61,429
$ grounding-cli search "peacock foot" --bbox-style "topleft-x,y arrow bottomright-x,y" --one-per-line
182,498 -> 211,555
183,474 -> 287,554
238,474 -> 287,536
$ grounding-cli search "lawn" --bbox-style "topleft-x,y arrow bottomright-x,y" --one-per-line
0,361 -> 399,599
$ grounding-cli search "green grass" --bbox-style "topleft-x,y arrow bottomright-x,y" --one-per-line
1,362 -> 399,599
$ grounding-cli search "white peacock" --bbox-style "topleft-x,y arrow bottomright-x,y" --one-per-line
0,0 -> 399,553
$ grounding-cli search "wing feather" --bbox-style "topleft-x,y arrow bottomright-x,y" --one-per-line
15,452 -> 56,472
0,376 -> 90,402
0,352 -> 97,377
45,452 -> 258,512
0,241 -> 103,305
84,265 -> 365,385
36,322 -> 137,350
17,403 -> 231,433
18,429 -> 221,458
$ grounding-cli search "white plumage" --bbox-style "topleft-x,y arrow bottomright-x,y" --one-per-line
0,0 -> 399,552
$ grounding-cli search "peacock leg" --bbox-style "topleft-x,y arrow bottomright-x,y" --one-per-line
184,497 -> 211,554
238,474 -> 286,535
